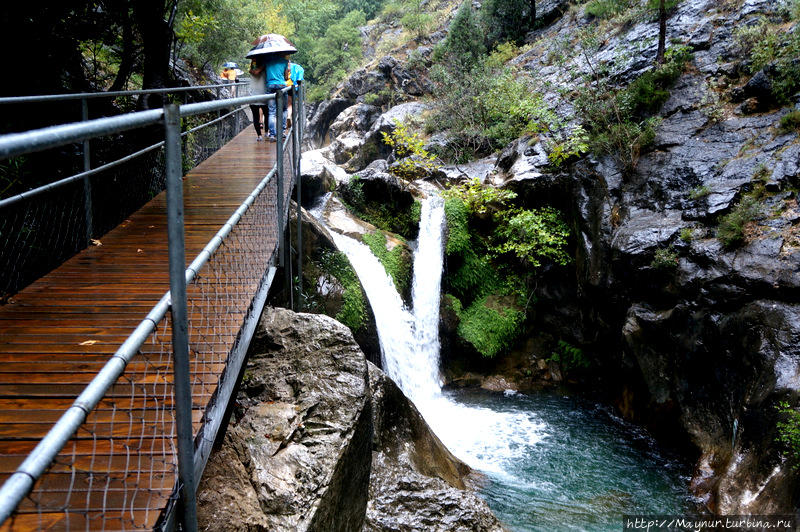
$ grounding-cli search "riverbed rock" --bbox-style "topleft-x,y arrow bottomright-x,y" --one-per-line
196,308 -> 372,532
365,363 -> 506,532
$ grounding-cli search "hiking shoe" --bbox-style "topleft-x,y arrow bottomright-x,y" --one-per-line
267,135 -> 277,142
257,135 -> 264,142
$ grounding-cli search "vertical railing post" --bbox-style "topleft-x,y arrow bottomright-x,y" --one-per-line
81,98 -> 93,245
293,86 -> 302,311
275,91 -> 285,269
164,103 -> 198,532
216,87 -> 222,150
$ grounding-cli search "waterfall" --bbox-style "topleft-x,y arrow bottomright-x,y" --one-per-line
330,195 -> 547,478
324,196 -> 691,529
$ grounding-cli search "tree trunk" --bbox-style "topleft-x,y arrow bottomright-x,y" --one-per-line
109,5 -> 135,92
133,0 -> 176,108
530,0 -> 536,27
656,0 -> 666,65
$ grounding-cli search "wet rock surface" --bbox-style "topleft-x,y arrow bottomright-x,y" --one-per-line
197,309 -> 504,531
365,363 -> 506,532
197,308 -> 372,532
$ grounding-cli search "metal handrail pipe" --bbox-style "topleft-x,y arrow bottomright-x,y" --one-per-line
185,167 -> 276,283
183,107 -> 242,136
0,82 -> 251,105
0,292 -> 172,524
0,139 -> 166,210
178,92 -> 280,118
0,104 -> 249,209
0,109 -> 164,160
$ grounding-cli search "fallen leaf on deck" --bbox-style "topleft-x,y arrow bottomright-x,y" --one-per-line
90,239 -> 102,246
79,340 -> 98,346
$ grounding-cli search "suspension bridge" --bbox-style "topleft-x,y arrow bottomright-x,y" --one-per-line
0,82 -> 305,530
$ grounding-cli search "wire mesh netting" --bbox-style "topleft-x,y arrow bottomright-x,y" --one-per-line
0,108 -> 250,300
1,119 -> 298,530
5,314 -> 179,530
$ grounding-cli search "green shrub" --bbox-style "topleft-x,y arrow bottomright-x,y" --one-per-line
735,18 -> 800,104
441,177 -> 517,215
362,231 -> 412,295
689,185 -> 711,199
776,401 -> 800,469
547,125 -> 590,167
548,340 -> 590,371
584,0 -> 632,19
438,0 -> 486,69
492,207 -> 572,268
428,61 -> 557,158
779,110 -> 800,134
444,197 -> 471,254
447,248 -> 500,301
457,294 -> 524,357
381,121 -> 440,180
318,250 -> 367,331
717,196 -> 762,248
650,246 -> 679,270
575,45 -> 691,173
481,0 -> 537,48
340,176 -> 420,239
679,227 -> 694,242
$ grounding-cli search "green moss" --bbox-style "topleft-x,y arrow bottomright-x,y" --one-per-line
318,250 -> 367,331
457,294 -> 524,357
776,401 -> 800,469
362,231 -> 412,295
444,197 -> 471,254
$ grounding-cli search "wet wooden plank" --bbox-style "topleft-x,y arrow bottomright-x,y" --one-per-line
0,128 -> 281,529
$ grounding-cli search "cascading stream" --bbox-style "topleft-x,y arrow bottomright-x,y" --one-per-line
324,195 -> 690,530
329,196 -> 545,474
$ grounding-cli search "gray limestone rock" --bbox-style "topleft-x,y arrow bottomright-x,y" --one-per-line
197,308 -> 372,532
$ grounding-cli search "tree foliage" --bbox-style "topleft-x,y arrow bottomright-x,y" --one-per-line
481,0 -> 536,48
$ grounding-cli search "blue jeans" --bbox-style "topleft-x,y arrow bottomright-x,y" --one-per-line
266,84 -> 287,137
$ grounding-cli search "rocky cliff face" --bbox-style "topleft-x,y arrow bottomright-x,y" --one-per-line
299,0 -> 799,516
494,0 -> 800,514
197,308 -> 503,531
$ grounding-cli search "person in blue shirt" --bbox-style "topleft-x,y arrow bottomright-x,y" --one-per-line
285,62 -> 305,127
289,62 -> 304,85
263,54 -> 289,141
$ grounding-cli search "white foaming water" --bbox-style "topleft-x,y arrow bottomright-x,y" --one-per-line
331,196 -> 547,482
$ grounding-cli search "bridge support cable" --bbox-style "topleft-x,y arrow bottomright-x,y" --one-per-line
164,104 -> 199,532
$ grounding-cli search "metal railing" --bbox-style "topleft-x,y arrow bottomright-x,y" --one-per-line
0,82 -> 306,530
0,82 -> 255,299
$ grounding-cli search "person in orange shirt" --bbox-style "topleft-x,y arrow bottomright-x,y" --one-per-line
220,67 -> 237,97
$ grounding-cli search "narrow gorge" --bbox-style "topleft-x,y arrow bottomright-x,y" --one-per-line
200,0 -> 800,529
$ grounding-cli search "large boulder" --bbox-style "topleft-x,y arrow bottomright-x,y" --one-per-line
348,101 -> 432,171
365,363 -> 506,532
196,308 -> 372,532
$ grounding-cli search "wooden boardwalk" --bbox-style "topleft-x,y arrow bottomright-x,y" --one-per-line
0,127 -> 280,530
